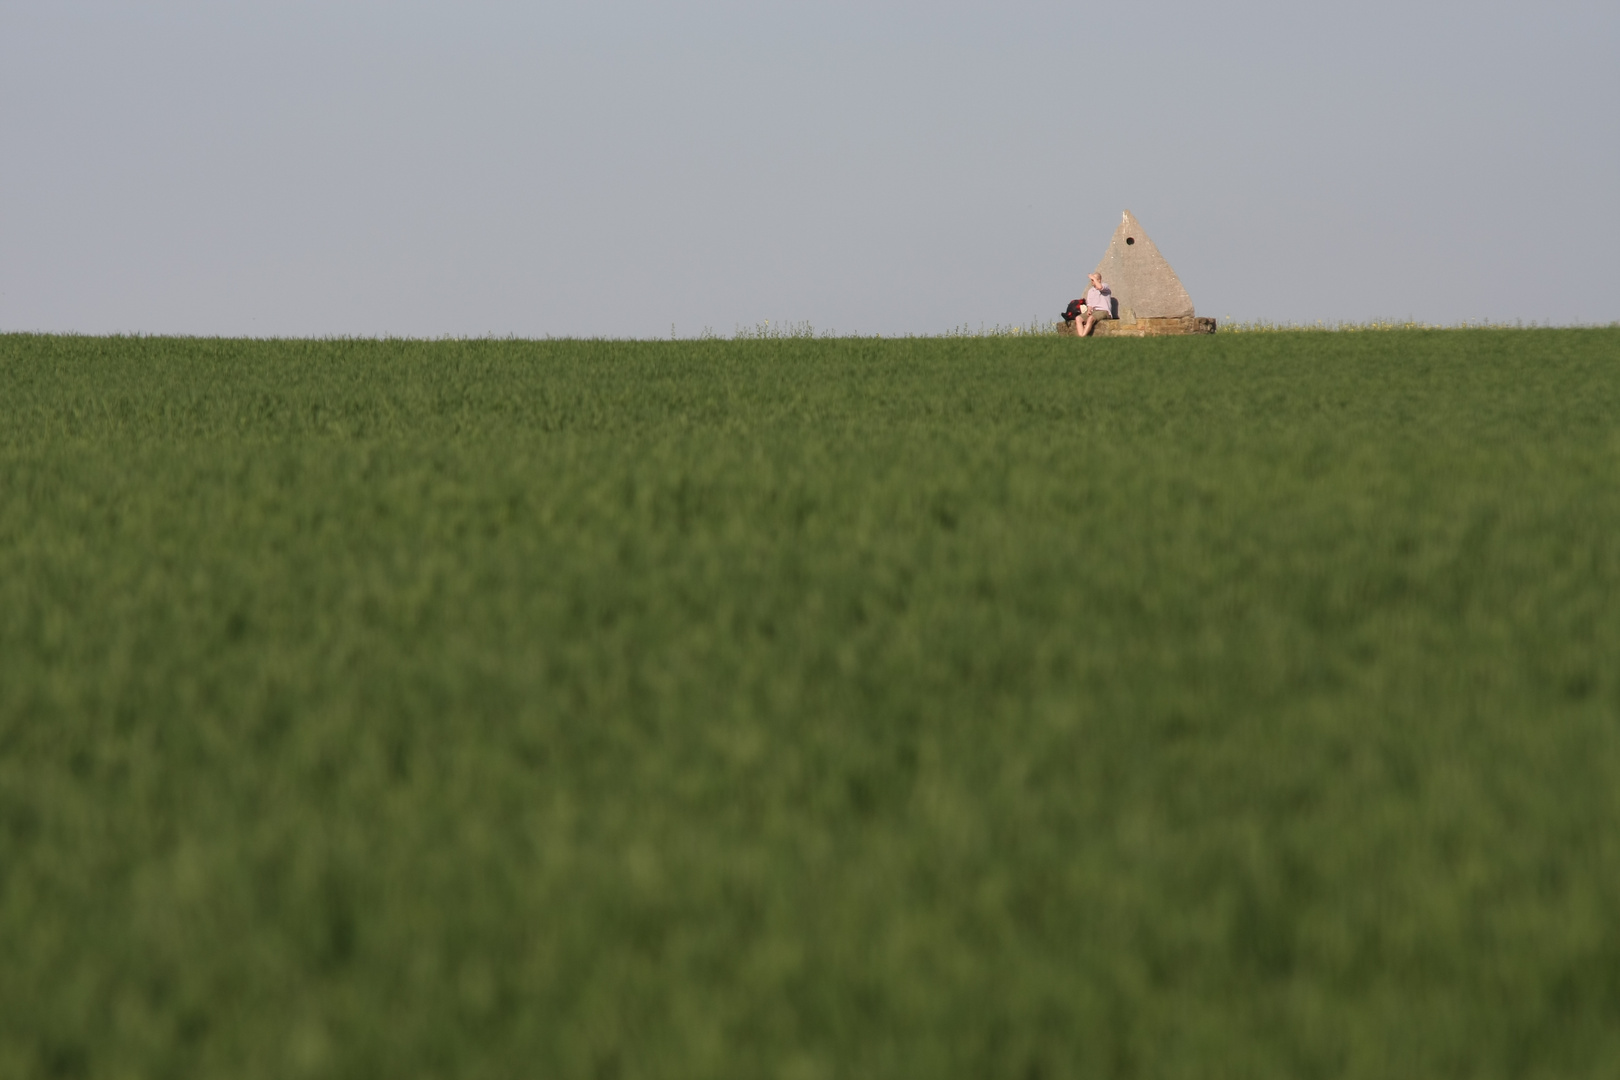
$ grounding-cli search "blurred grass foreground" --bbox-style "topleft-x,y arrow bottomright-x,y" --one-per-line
3,328 -> 1619,1079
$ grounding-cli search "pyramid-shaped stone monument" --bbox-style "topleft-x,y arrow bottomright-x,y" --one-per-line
1065,210 -> 1214,336
1096,210 -> 1193,320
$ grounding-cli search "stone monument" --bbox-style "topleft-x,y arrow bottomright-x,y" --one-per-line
1064,210 -> 1215,336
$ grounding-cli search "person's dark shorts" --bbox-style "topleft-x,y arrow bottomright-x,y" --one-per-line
1082,306 -> 1113,320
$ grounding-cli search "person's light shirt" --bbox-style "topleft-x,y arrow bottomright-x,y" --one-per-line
1085,283 -> 1111,312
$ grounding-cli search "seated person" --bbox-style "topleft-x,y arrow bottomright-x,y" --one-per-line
1076,273 -> 1114,336
1061,274 -> 1115,335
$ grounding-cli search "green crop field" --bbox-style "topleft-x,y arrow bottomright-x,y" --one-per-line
3,328 -> 1618,1079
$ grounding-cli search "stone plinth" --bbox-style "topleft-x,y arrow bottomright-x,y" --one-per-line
1093,316 -> 1216,337
1060,316 -> 1216,337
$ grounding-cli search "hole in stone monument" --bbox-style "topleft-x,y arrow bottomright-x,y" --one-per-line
1126,237 -> 1135,245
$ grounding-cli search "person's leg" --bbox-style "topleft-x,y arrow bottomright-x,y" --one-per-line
1080,313 -> 1096,336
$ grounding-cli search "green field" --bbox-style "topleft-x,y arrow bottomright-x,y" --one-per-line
3,328 -> 1618,1079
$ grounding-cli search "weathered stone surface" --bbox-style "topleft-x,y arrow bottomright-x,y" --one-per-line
1060,316 -> 1215,337
1092,315 -> 1215,337
1092,210 -> 1195,320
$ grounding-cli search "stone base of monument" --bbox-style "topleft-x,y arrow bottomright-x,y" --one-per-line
1061,316 -> 1216,338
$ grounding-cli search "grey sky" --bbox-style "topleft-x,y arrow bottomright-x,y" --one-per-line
3,1 -> 1616,337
